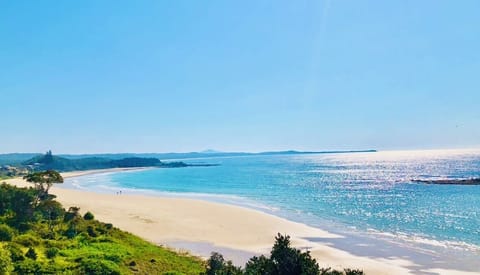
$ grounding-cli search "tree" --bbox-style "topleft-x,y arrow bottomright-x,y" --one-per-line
37,200 -> 65,238
23,170 -> 63,201
205,252 -> 243,275
244,233 -> 320,275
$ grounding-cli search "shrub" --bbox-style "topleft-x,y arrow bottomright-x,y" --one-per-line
25,247 -> 37,260
6,243 -> 24,261
344,268 -> 364,275
87,225 -> 98,237
0,247 -> 13,274
205,252 -> 243,275
64,206 -> 81,222
84,211 -> 95,220
14,259 -> 42,274
14,233 -> 40,247
243,233 -> 364,275
80,258 -> 121,275
65,224 -> 77,239
46,247 -> 60,259
0,224 -> 14,241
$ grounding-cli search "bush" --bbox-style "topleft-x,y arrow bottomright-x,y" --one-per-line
245,233 -> 320,275
87,225 -> 98,237
46,247 -> 60,259
6,243 -> 25,261
14,259 -> 44,274
25,247 -> 37,260
14,233 -> 40,247
0,224 -> 14,241
0,247 -> 13,274
344,268 -> 364,275
84,211 -> 95,220
80,258 -> 121,275
205,252 -> 243,275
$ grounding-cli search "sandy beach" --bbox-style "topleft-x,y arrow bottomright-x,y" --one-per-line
4,169 -> 477,275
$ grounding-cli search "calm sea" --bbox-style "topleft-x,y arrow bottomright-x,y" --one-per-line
65,149 -> 480,264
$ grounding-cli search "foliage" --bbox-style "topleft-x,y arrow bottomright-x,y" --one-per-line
0,224 -> 14,241
0,247 -> 13,274
0,182 -> 205,274
25,247 -> 37,260
84,211 -> 95,220
45,247 -> 59,259
0,183 -> 38,228
6,243 -> 25,261
205,252 -> 243,275
80,258 -> 121,275
23,170 -> 63,200
210,234 -> 364,275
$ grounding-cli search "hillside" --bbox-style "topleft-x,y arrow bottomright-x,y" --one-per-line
0,183 -> 205,274
21,151 -> 187,172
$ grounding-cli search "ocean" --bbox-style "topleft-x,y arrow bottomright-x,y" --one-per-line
65,149 -> 480,269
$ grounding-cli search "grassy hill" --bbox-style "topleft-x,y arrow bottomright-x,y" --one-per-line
0,183 -> 205,274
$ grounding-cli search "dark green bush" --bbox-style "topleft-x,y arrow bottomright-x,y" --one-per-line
87,225 -> 98,237
46,247 -> 59,259
0,224 -> 14,241
205,252 -> 243,275
84,211 -> 95,220
25,247 -> 37,260
344,268 -> 364,275
7,243 -> 25,261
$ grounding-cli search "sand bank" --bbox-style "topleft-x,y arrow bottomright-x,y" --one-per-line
4,170 -> 477,275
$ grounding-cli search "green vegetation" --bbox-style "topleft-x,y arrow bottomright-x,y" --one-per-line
206,234 -> 364,275
0,178 -> 204,274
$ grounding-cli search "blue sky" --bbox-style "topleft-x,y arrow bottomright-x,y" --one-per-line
1,1 -> 479,153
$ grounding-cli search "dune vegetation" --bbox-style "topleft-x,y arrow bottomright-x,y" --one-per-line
0,181 -> 204,274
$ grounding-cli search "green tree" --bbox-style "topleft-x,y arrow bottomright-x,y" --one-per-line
205,252 -> 243,275
23,170 -> 63,202
0,183 -> 38,228
36,200 -> 64,238
0,224 -> 14,241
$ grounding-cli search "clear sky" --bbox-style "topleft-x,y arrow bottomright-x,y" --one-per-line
1,1 -> 479,153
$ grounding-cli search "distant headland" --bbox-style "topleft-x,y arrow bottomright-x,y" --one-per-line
0,149 -> 376,178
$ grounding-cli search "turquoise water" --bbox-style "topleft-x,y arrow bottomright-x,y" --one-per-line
67,150 -> 480,254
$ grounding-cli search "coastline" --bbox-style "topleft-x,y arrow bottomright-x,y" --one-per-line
3,168 -> 478,275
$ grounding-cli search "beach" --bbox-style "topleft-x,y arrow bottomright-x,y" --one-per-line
4,169 -> 478,275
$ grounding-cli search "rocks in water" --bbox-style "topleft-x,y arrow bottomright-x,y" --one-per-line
412,178 -> 480,185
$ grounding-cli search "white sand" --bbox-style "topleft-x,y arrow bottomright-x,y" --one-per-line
4,170 -> 476,275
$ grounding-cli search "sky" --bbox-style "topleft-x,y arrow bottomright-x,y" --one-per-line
1,1 -> 479,153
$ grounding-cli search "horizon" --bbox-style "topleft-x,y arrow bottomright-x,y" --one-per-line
2,147 -> 480,156
2,1 -> 479,153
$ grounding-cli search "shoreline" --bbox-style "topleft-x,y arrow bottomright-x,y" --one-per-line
3,169 -> 479,274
